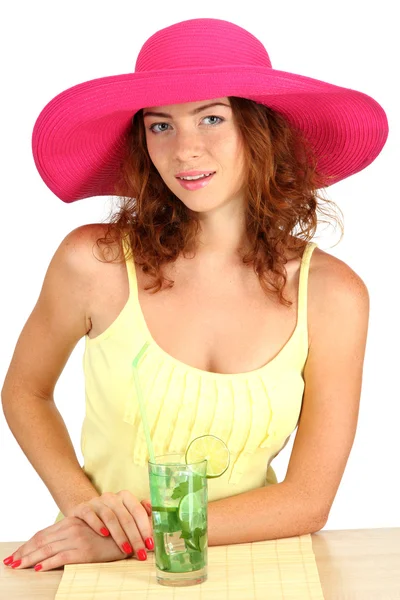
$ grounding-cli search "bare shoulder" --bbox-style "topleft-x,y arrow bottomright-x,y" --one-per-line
284,245 -> 370,523
308,246 -> 370,346
57,222 -> 120,266
37,221 -> 117,335
56,220 -> 125,303
52,222 -> 125,286
1,223 -> 120,400
309,245 -> 369,285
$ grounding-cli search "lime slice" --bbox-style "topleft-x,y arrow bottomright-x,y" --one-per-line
184,528 -> 207,552
197,532 -> 207,552
185,435 -> 230,479
178,490 -> 205,531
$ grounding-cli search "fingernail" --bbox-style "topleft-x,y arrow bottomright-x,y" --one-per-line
145,537 -> 154,550
3,555 -> 14,566
11,559 -> 22,568
137,549 -> 147,561
122,542 -> 133,554
34,564 -> 43,572
100,527 -> 110,536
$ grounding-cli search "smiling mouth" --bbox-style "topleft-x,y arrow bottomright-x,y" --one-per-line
176,172 -> 216,190
176,172 -> 216,181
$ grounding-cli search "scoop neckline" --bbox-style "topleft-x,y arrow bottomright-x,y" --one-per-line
139,314 -> 304,379
131,246 -> 313,380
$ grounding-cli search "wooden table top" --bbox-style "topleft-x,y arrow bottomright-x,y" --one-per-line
1,528 -> 399,599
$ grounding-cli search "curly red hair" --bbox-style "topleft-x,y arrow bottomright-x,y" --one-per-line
97,96 -> 343,306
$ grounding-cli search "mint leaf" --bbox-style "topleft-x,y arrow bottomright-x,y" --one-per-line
179,530 -> 192,540
193,527 -> 203,539
171,481 -> 189,500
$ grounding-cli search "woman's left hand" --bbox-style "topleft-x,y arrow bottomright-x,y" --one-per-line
4,515 -> 151,572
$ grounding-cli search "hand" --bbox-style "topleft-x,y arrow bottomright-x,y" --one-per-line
3,517 -> 140,572
66,491 -> 154,557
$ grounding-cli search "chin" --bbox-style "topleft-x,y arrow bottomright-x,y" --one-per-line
179,197 -> 225,214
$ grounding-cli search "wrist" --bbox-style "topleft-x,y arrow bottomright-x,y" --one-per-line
64,492 -> 101,516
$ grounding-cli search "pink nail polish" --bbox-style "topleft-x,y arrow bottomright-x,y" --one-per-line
122,542 -> 133,554
11,559 -> 22,568
137,549 -> 147,561
145,537 -> 154,550
34,564 -> 43,572
3,555 -> 14,566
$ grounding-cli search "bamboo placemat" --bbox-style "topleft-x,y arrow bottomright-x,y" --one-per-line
55,534 -> 324,599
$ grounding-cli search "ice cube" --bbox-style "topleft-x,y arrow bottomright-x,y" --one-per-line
164,531 -> 187,555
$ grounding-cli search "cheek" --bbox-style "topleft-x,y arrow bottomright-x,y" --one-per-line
216,129 -> 242,157
145,137 -> 157,163
217,139 -> 245,175
146,141 -> 166,172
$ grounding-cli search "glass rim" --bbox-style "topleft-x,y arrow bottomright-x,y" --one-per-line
148,452 -> 208,467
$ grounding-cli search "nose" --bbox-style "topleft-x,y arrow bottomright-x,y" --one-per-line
172,129 -> 203,162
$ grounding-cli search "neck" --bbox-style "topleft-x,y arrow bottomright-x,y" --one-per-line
191,199 -> 250,260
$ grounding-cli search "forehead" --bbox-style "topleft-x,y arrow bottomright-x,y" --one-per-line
142,97 -> 231,116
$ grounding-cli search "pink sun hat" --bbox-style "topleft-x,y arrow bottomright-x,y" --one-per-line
32,18 -> 388,203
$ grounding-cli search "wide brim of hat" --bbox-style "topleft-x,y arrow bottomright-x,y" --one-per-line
32,65 -> 388,202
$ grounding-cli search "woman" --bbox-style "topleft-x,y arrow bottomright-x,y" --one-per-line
1,18 -> 388,572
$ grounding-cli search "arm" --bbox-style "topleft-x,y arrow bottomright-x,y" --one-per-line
1,224 -> 105,515
207,255 -> 370,545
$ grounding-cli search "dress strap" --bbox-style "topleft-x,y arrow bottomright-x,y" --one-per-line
297,242 -> 318,329
121,234 -> 139,299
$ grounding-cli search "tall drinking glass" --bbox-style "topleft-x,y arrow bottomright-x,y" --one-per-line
148,453 -> 208,587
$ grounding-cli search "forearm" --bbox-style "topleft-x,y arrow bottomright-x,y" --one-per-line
207,481 -> 325,546
2,394 -> 99,515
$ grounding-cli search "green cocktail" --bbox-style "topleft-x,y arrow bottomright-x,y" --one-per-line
148,453 -> 208,586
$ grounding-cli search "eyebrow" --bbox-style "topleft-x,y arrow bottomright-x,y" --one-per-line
142,102 -> 231,119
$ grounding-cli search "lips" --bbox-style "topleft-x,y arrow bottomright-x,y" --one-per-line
176,172 -> 215,190
175,170 -> 216,179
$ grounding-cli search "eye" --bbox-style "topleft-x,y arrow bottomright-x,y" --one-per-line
148,122 -> 170,134
203,116 -> 224,126
148,115 -> 224,134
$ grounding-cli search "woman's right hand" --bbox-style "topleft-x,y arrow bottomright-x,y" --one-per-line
67,491 -> 154,560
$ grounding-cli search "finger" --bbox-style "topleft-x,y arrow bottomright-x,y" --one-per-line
119,494 -> 153,554
121,493 -> 152,542
71,497 -> 131,557
140,502 -> 155,551
30,549 -> 79,573
100,496 -> 147,560
141,500 -> 152,517
8,525 -> 69,564
7,540 -> 72,571
70,502 -> 111,538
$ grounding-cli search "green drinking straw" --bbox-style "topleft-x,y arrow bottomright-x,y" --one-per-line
132,341 -> 155,463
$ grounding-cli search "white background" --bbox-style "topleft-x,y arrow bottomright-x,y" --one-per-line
0,1 -> 398,542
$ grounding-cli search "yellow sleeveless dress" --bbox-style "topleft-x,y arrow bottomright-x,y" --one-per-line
55,240 -> 317,522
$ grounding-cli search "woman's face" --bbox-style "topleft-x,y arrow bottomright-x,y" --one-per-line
142,97 -> 247,214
